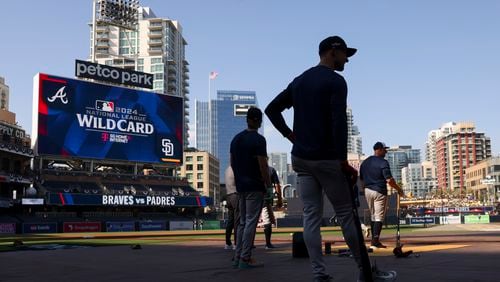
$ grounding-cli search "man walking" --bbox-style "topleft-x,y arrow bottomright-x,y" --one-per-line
265,36 -> 396,281
231,107 -> 270,269
224,165 -> 239,250
360,142 -> 405,249
260,164 -> 283,249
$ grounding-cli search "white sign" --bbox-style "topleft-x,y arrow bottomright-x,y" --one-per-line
439,216 -> 461,225
22,198 -> 44,205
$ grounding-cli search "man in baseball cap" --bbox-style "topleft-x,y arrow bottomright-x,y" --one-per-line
361,142 -> 405,250
266,36 -> 397,281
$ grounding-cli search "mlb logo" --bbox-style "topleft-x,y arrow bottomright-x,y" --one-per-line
96,100 -> 114,112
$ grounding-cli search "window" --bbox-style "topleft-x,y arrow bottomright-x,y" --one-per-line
197,182 -> 204,189
197,156 -> 203,162
154,81 -> 163,89
119,47 -> 129,55
151,57 -> 162,64
151,64 -> 163,72
186,164 -> 193,170
186,173 -> 193,180
154,73 -> 164,79
186,156 -> 193,162
137,66 -> 144,71
197,164 -> 203,170
105,60 -> 113,65
137,58 -> 144,65
197,173 -> 203,180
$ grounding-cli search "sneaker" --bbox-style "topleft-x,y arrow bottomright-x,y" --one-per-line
370,242 -> 387,249
238,258 -> 264,269
372,265 -> 397,282
224,244 -> 233,250
265,244 -> 277,250
358,265 -> 397,282
231,258 -> 239,269
313,274 -> 333,282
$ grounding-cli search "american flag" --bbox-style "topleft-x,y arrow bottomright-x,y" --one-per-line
209,71 -> 219,80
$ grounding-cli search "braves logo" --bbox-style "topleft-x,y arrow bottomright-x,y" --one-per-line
47,86 -> 69,104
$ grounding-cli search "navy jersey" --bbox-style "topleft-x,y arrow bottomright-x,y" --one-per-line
230,130 -> 267,193
265,65 -> 348,161
360,156 -> 392,195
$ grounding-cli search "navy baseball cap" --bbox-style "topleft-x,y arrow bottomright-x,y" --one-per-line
247,107 -> 263,121
373,142 -> 389,150
319,36 -> 357,57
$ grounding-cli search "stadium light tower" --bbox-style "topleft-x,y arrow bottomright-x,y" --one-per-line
91,0 -> 140,62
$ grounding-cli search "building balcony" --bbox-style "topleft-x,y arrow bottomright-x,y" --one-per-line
168,65 -> 177,72
167,59 -> 176,65
96,41 -> 109,47
182,72 -> 189,79
96,25 -> 109,32
148,47 -> 163,54
96,34 -> 109,40
148,31 -> 163,38
183,80 -> 189,87
148,41 -> 163,48
149,22 -> 163,30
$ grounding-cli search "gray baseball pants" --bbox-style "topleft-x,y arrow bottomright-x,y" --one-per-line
292,156 -> 368,280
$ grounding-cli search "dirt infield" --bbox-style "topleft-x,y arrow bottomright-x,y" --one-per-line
0,224 -> 499,281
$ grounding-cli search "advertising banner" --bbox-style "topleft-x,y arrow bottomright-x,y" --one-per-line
47,193 -> 212,207
33,73 -> 183,164
409,217 -> 435,225
22,222 -> 58,234
0,223 -> 16,234
200,220 -> 221,230
439,216 -> 461,225
139,221 -> 166,231
106,221 -> 135,232
63,222 -> 102,233
169,221 -> 193,231
464,215 -> 490,224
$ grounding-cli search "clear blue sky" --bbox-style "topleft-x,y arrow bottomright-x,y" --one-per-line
1,0 -> 499,157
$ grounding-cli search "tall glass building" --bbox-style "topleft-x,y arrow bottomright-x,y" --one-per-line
386,145 -> 421,184
195,90 -> 258,182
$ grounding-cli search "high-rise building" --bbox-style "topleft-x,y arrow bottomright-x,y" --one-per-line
435,122 -> 491,192
347,107 -> 363,155
426,122 -> 463,166
195,90 -> 258,182
0,76 -> 9,111
401,161 -> 437,198
195,100 -> 210,152
89,7 -> 190,147
269,152 -> 288,185
177,149 -> 220,206
386,145 -> 421,184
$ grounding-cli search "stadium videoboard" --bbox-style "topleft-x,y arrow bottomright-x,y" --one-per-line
32,73 -> 183,164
